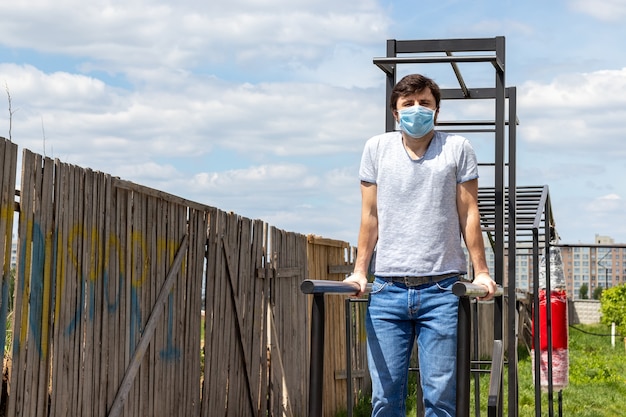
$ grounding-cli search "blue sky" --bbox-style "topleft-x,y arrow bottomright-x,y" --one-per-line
2,0 -> 626,245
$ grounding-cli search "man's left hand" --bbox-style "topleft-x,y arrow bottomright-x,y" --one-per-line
472,272 -> 497,301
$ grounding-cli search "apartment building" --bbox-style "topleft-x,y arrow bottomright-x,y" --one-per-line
558,234 -> 626,299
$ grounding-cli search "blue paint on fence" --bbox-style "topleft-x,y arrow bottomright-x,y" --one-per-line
160,292 -> 181,361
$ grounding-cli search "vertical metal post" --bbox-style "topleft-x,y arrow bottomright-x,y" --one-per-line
545,203 -> 555,417
532,231 -> 542,417
473,300 -> 481,417
309,293 -> 325,417
494,35 -> 506,417
345,298 -> 353,417
507,86 -> 519,417
385,39 -> 397,132
456,297 -> 471,417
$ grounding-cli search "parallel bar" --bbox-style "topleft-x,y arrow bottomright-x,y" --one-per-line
452,282 -> 504,298
454,282 -> 504,417
308,294 -> 325,417
456,297 -> 471,417
345,299 -> 353,417
300,279 -> 371,295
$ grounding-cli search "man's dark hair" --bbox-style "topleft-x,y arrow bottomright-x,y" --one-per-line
389,74 -> 441,112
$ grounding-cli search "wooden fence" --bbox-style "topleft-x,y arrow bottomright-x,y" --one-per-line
0,137 -> 367,417
0,136 -> 516,417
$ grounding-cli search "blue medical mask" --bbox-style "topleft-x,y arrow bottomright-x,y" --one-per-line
398,105 -> 436,138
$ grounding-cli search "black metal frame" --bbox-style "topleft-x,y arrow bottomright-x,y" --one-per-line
374,37 -> 513,416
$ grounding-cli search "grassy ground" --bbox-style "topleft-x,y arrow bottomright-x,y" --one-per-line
340,323 -> 626,416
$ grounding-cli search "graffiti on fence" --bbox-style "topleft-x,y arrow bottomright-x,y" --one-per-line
13,217 -> 186,362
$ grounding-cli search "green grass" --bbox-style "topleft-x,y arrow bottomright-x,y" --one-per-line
339,323 -> 626,417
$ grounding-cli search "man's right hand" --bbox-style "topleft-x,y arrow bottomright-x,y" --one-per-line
343,271 -> 369,297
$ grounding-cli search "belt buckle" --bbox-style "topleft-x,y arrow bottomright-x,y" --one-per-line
403,276 -> 428,286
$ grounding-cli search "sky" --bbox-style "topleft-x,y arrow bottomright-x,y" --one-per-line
2,0 -> 626,246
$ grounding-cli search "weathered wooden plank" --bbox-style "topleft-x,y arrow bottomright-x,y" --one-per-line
211,209 -> 229,417
223,213 -> 240,417
8,149 -> 35,417
81,169 -> 95,417
97,172 -> 112,417
122,187 -> 133,417
37,156 -> 54,417
247,219 -> 265,416
24,152 -> 42,417
110,186 -> 124,416
184,208 -> 202,417
172,202 -> 185,417
0,139 -> 17,371
201,208 -> 218,417
73,165 -> 86,417
153,198 -> 165,417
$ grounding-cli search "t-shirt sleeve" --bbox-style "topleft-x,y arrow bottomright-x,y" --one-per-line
456,138 -> 479,183
359,137 -> 378,184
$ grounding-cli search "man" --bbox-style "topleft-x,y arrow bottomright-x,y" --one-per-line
344,74 -> 496,417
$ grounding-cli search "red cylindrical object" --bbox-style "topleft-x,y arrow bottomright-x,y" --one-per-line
532,289 -> 569,389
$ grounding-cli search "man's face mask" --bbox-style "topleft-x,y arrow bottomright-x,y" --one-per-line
398,104 -> 435,138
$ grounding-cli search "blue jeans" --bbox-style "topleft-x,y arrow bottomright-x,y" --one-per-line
366,276 -> 460,417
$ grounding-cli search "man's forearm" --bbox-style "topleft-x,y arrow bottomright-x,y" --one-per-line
354,217 -> 378,276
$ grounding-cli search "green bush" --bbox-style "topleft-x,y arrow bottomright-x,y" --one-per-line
600,283 -> 626,336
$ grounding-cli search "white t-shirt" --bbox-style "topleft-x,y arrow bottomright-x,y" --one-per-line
359,130 -> 479,277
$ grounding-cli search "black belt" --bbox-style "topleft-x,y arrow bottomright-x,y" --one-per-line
384,273 -> 459,287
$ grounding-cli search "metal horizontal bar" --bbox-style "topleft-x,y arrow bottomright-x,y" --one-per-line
441,129 -> 497,134
394,37 -> 501,54
441,87 -> 516,100
452,282 -> 504,298
437,120 -> 515,126
300,279 -> 372,295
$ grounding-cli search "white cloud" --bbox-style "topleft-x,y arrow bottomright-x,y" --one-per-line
519,67 -> 626,155
1,63 -> 382,170
585,193 -> 623,213
570,0 -> 626,21
0,0 -> 390,81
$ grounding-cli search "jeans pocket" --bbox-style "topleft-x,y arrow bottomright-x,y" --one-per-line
435,276 -> 459,292
370,277 -> 390,295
